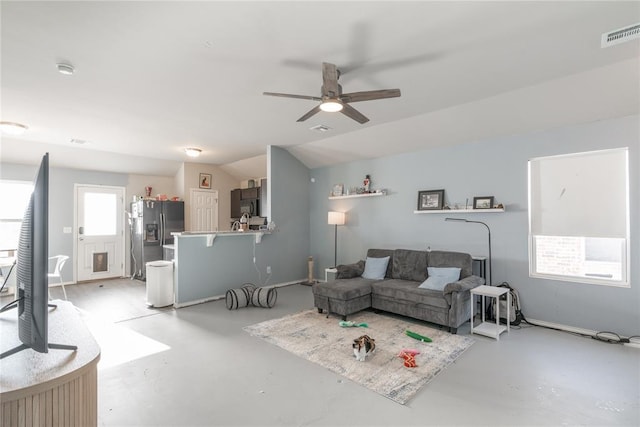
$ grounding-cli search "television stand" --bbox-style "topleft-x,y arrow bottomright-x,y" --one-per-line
0,300 -> 100,425
0,341 -> 78,359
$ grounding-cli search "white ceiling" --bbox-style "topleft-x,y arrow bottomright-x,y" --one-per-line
1,1 -> 639,180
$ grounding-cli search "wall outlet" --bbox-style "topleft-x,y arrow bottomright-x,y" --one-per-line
63,227 -> 72,234
266,266 -> 271,274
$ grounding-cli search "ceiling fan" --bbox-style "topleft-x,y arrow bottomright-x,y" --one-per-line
263,62 -> 401,124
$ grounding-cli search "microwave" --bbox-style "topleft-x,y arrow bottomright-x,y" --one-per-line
240,199 -> 259,216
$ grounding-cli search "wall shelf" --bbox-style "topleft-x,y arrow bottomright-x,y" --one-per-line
329,192 -> 386,200
413,208 -> 505,214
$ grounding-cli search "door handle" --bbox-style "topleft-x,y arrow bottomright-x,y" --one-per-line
79,226 -> 84,235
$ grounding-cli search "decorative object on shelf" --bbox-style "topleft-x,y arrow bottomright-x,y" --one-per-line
329,192 -> 386,200
473,196 -> 494,209
328,211 -> 346,267
332,184 -> 344,197
445,218 -> 492,285
199,173 -> 212,189
417,189 -> 445,210
363,174 -> 371,193
145,186 -> 152,197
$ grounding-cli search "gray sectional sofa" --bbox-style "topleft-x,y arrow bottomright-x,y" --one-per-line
312,249 -> 484,333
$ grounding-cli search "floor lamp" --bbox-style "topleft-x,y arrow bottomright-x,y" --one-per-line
445,218 -> 492,286
328,211 -> 345,267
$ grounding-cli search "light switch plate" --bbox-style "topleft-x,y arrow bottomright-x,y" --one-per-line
63,227 -> 72,234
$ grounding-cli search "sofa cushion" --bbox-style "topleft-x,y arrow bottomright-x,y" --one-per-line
392,249 -> 428,282
335,260 -> 365,279
371,279 -> 449,309
419,267 -> 461,291
427,251 -> 472,278
366,249 -> 394,278
362,256 -> 390,280
313,277 -> 375,300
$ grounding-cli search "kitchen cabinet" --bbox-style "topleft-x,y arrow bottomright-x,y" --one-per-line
231,189 -> 241,218
241,187 -> 259,200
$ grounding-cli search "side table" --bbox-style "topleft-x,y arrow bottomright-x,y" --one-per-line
325,268 -> 337,282
470,285 -> 510,340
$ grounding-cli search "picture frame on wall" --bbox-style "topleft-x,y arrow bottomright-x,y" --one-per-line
332,184 -> 344,197
199,173 -> 212,189
417,189 -> 445,210
473,196 -> 494,209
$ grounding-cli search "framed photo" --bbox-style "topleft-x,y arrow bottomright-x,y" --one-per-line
417,189 -> 445,210
332,184 -> 344,197
473,196 -> 494,209
199,173 -> 212,189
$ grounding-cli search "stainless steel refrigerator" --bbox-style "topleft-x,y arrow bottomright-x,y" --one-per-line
130,200 -> 184,280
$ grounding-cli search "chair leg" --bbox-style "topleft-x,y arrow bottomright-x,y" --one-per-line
61,282 -> 67,300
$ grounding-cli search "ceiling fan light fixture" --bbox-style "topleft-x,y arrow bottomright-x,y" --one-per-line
319,99 -> 343,113
185,147 -> 202,158
0,121 -> 28,135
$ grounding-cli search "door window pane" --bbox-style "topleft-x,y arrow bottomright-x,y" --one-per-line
84,193 -> 116,236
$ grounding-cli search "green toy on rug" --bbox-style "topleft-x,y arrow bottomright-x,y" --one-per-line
339,320 -> 368,328
405,329 -> 432,342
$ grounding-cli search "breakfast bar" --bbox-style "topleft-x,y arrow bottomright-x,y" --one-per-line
172,230 -> 270,307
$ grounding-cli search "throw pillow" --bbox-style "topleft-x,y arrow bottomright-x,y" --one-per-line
361,256 -> 391,280
418,267 -> 462,291
336,260 -> 365,279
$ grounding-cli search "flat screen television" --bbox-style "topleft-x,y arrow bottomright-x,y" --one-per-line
0,153 -> 76,359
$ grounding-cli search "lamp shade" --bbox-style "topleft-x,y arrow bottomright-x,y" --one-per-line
328,211 -> 345,226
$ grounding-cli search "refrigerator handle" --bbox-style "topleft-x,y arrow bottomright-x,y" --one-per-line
160,213 -> 165,245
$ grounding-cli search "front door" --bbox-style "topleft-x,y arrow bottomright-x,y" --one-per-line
190,189 -> 218,232
75,185 -> 125,281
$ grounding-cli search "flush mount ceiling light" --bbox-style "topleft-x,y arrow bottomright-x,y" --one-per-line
185,148 -> 202,158
319,99 -> 343,113
0,121 -> 28,135
56,63 -> 75,75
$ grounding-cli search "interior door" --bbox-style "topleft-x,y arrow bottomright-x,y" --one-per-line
76,185 -> 125,281
190,189 -> 218,232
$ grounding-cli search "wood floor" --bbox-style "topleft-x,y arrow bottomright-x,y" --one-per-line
2,279 -> 639,426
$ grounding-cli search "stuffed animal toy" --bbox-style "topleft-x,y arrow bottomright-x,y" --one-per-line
398,349 -> 420,368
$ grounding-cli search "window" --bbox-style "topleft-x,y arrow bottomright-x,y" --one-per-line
0,180 -> 33,250
528,148 -> 629,287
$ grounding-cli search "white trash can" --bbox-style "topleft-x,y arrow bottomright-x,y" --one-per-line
146,260 -> 174,308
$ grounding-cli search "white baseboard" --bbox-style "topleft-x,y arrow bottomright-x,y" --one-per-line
526,317 -> 598,337
173,279 -> 303,309
527,317 -> 639,349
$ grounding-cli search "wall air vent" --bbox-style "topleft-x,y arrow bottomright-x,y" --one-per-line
601,23 -> 640,48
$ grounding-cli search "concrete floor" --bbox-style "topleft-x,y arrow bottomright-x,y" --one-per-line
27,281 -> 640,425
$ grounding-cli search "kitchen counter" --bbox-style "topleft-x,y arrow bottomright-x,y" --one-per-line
173,230 -> 269,243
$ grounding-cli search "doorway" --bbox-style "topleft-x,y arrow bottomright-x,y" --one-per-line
190,189 -> 218,232
75,184 -> 125,282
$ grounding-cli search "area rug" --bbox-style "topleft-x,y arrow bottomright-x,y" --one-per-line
243,309 -> 474,404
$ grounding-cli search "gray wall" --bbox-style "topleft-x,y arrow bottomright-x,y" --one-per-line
173,145 -> 311,304
1,162 -> 129,281
309,115 -> 639,336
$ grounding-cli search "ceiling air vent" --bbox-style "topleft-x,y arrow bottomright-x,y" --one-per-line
309,124 -> 331,133
601,23 -> 640,48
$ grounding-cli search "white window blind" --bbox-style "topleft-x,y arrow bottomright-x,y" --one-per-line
528,148 -> 629,286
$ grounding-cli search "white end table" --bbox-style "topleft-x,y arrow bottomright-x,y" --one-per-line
470,285 -> 510,340
324,268 -> 337,282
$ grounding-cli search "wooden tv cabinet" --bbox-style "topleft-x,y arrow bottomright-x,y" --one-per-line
0,300 -> 101,426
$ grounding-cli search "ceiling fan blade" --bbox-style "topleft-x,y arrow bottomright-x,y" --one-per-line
321,62 -> 340,97
340,103 -> 369,124
263,92 -> 322,101
296,105 -> 322,122
340,89 -> 401,103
